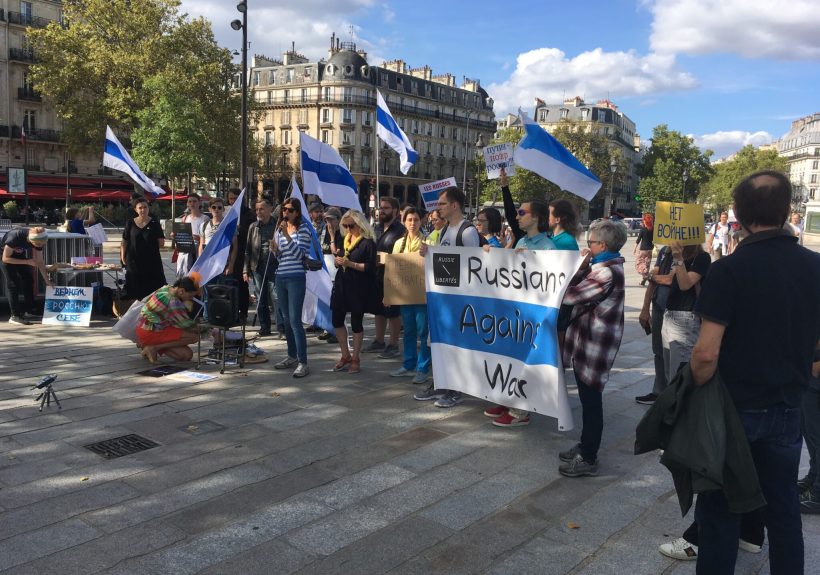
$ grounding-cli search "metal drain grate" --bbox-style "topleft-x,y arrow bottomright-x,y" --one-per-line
84,434 -> 160,459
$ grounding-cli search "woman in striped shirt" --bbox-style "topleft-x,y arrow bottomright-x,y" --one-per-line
271,198 -> 312,378
136,276 -> 201,363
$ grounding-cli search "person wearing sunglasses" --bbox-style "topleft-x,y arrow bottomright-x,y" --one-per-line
198,200 -> 237,275
330,210 -> 377,374
270,198 -> 313,378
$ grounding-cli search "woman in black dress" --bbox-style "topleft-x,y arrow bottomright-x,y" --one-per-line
331,209 -> 376,374
120,197 -> 166,300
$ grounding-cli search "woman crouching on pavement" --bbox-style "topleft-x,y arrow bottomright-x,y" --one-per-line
136,276 -> 201,363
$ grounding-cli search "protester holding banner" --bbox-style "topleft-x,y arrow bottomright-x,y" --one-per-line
271,197 -> 312,378
136,276 -> 201,363
633,213 -> 655,283
1,227 -> 51,325
121,197 -> 166,301
547,199 -> 581,251
559,219 -> 626,477
369,196 -> 406,358
386,207 -> 432,384
64,206 -> 95,235
331,210 -> 377,374
175,194 -> 208,279
476,208 -> 503,247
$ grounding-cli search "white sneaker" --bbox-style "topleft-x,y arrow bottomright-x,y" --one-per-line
292,363 -> 309,378
659,537 -> 697,561
738,539 -> 762,554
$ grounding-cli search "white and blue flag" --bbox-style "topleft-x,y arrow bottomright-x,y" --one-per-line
425,246 -> 582,430
288,177 -> 334,332
188,189 -> 244,287
513,109 -> 602,201
376,90 -> 418,174
103,126 -> 166,197
300,132 -> 360,211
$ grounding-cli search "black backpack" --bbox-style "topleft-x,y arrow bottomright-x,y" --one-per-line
439,220 -> 488,247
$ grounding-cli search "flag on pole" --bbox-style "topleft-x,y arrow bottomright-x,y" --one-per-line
188,189 -> 244,287
288,177 -> 334,332
20,124 -> 26,147
300,132 -> 360,211
103,125 -> 166,196
513,109 -> 602,201
376,90 -> 418,174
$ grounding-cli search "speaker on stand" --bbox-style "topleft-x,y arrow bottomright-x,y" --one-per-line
202,283 -> 245,373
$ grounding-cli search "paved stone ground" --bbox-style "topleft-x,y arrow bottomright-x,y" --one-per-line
0,243 -> 817,574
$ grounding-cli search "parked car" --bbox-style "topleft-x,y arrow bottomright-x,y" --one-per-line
622,217 -> 642,236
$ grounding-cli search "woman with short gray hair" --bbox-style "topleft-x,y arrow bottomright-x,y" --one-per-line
557,218 -> 627,478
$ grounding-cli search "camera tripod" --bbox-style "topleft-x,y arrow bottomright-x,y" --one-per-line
33,374 -> 62,411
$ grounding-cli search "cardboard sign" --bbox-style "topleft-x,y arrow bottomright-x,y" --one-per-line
384,252 -> 426,305
482,143 -> 516,179
173,221 -> 195,250
654,202 -> 705,246
42,286 -> 93,327
420,177 -> 457,210
425,246 -> 583,430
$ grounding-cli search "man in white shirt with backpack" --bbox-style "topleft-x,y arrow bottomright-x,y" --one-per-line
707,212 -> 730,260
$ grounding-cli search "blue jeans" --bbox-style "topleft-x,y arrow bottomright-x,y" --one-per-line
400,304 -> 431,373
275,275 -> 307,364
253,269 -> 284,333
695,404 -> 803,575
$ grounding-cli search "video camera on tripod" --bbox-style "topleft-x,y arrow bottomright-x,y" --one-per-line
32,374 -> 61,411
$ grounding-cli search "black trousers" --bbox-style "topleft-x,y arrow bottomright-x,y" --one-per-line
1,262 -> 35,317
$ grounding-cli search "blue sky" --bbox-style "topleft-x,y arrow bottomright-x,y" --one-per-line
181,0 -> 820,159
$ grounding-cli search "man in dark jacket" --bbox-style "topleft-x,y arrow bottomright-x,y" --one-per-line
690,171 -> 820,574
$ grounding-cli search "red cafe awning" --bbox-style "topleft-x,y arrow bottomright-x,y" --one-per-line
0,174 -> 137,201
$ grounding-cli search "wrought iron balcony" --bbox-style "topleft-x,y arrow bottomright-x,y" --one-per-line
7,11 -> 53,29
17,87 -> 42,102
9,47 -> 35,63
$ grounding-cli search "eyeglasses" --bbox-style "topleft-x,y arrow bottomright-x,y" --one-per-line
517,209 -> 530,217
282,207 -> 296,213
342,223 -> 357,229
210,205 -> 224,211
587,240 -> 604,247
436,201 -> 450,207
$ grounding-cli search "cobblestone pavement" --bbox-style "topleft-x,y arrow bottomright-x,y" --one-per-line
0,246 -> 816,574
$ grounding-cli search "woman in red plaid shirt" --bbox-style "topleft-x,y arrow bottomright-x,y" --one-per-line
558,219 -> 627,478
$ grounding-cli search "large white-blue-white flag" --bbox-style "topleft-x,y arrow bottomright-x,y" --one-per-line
188,189 -> 244,287
102,126 -> 166,196
376,90 -> 418,174
513,109 -> 602,201
300,132 -> 360,211
288,177 -> 334,332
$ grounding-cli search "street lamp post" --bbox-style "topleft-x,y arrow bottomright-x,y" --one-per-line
474,133 -> 485,214
604,156 -> 617,218
462,111 -> 472,194
682,168 -> 689,203
231,1 -> 248,202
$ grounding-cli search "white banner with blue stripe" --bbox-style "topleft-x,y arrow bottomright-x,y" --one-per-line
425,246 -> 582,430
300,132 -> 360,211
102,126 -> 166,196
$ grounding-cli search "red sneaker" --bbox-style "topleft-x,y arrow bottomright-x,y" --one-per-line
492,412 -> 530,427
483,405 -> 509,418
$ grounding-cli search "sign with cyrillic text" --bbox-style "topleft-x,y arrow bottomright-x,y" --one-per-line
42,286 -> 93,327
482,143 -> 516,179
420,177 -> 457,210
654,201 -> 705,246
425,246 -> 582,430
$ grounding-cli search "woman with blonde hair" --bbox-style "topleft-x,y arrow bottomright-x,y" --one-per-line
331,210 -> 377,374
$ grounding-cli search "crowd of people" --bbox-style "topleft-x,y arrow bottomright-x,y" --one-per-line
2,171 -> 818,575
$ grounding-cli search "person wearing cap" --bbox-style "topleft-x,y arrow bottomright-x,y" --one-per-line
1,227 -> 52,325
308,202 -> 325,238
317,207 -> 344,344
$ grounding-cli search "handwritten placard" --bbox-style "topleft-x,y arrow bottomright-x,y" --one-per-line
420,177 -> 457,210
384,252 -> 426,305
654,201 -> 705,246
42,286 -> 93,327
482,143 -> 516,179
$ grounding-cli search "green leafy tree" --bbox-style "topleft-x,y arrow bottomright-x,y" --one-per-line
637,124 -> 714,210
27,0 -> 241,178
699,145 -> 788,212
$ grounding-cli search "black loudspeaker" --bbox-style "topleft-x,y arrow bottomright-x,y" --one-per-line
207,284 -> 239,327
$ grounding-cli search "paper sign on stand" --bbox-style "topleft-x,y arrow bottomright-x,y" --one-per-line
384,252 -> 426,305
482,143 -> 516,179
654,202 -> 705,246
420,177 -> 457,209
42,286 -> 93,327
86,223 -> 107,246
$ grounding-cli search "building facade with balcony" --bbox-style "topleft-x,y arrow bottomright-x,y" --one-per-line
0,1 -> 128,205
777,113 -> 820,204
249,34 -> 495,210
496,97 -> 642,219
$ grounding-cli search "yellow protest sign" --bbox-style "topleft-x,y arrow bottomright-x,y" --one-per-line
384,252 -> 426,305
654,201 -> 705,246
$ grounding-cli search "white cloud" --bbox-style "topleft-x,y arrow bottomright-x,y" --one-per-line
179,0 -> 380,64
487,47 -> 697,116
691,130 -> 774,160
649,0 -> 820,59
